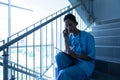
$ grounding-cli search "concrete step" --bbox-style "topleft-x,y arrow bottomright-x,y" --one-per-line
95,36 -> 120,46
95,46 -> 120,58
93,21 -> 120,31
95,56 -> 120,77
89,70 -> 120,80
91,28 -> 120,37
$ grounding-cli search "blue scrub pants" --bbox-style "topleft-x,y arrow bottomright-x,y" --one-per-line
55,52 -> 87,80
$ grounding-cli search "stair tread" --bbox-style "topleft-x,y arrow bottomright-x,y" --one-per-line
89,71 -> 120,80
93,21 -> 120,31
95,56 -> 120,64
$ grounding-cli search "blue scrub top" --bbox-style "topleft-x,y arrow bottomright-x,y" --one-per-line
68,31 -> 95,77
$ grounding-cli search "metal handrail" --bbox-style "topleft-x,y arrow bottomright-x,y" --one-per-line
0,1 -> 96,79
0,56 -> 52,79
0,3 -> 82,80
0,3 -> 81,52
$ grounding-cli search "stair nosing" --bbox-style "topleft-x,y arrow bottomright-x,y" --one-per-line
95,56 -> 120,64
92,27 -> 120,32
95,45 -> 120,48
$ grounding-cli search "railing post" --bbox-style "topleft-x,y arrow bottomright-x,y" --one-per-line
10,75 -> 15,80
3,48 -> 9,80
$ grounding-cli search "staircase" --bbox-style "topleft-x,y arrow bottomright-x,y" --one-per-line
1,1 -> 115,79
91,20 -> 120,80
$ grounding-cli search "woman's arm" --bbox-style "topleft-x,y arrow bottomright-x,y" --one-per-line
63,29 -> 71,53
68,50 -> 92,61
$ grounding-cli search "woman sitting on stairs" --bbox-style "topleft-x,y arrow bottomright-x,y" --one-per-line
55,13 -> 95,80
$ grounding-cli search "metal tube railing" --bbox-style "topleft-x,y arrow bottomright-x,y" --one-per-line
0,2 -> 93,79
0,3 -> 81,51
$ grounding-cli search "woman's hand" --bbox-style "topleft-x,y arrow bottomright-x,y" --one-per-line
63,29 -> 69,39
67,50 -> 77,59
67,50 -> 92,61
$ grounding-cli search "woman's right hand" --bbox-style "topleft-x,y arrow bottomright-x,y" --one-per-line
63,29 -> 69,39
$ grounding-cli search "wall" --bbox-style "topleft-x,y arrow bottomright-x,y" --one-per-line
68,0 -> 95,26
93,0 -> 120,22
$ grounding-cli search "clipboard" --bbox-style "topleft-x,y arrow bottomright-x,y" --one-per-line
55,47 -> 78,60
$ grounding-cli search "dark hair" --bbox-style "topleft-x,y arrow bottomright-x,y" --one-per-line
64,13 -> 78,25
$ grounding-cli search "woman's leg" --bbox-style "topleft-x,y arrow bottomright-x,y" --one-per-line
55,52 -> 76,73
57,63 -> 87,80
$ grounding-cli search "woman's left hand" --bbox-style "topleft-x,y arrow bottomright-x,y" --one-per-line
68,50 -> 77,58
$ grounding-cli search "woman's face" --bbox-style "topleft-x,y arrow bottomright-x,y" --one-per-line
64,19 -> 77,33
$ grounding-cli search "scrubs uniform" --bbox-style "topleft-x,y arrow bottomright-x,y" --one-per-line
56,31 -> 95,80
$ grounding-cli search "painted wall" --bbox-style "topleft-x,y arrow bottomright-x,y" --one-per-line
69,0 -> 120,23
68,0 -> 92,26
93,0 -> 120,21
